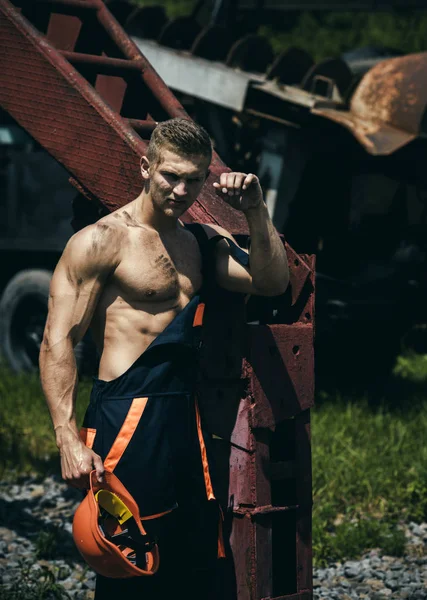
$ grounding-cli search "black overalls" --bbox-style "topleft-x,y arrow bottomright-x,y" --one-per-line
79,224 -> 249,599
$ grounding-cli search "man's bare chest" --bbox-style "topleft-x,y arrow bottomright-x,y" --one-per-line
111,232 -> 203,304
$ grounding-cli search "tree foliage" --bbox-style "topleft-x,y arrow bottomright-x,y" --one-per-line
132,1 -> 427,61
262,11 -> 427,61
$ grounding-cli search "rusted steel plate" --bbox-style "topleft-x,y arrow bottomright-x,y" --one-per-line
231,510 -> 310,600
197,383 -> 245,442
312,52 -> 427,155
254,428 -> 273,508
299,255 -> 315,327
228,398 -> 256,505
285,247 -> 313,308
255,517 -> 274,600
227,401 -> 313,599
247,324 -> 314,427
230,515 -> 255,600
46,13 -> 81,50
95,74 -> 128,114
295,411 -> 313,594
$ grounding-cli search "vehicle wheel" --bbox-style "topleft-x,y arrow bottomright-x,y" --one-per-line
0,269 -> 96,374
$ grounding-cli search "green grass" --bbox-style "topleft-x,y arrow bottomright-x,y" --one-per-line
1,357 -> 427,567
0,368 -> 92,479
312,393 -> 427,565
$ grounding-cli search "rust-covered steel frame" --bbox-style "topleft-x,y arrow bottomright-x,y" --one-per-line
0,0 -> 243,230
0,1 -> 315,598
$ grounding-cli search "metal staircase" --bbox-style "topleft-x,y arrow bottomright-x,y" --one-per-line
0,0 -> 247,231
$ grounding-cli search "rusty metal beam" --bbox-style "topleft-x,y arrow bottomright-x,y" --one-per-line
125,118 -> 158,137
17,0 -> 99,9
234,505 -> 299,516
60,50 -> 144,75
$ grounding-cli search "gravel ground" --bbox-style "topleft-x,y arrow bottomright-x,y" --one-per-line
0,475 -> 426,599
0,475 -> 94,599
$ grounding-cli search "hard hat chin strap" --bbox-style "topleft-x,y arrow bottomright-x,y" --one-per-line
105,517 -> 157,553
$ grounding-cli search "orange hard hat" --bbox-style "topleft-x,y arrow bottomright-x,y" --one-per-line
72,470 -> 160,578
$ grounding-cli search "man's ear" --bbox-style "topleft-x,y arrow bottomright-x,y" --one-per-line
140,155 -> 150,180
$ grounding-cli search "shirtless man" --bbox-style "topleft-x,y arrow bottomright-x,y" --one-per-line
39,118 -> 289,596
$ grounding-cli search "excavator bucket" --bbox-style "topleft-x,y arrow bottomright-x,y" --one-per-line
0,1 -> 315,598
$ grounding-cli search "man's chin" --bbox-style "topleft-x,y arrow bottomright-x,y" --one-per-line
152,206 -> 184,220
163,205 -> 187,218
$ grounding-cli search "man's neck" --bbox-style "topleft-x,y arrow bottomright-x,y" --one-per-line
132,190 -> 180,234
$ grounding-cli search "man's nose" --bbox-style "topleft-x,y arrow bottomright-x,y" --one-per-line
173,180 -> 188,196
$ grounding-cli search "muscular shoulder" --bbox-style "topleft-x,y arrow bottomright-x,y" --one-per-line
61,217 -> 124,279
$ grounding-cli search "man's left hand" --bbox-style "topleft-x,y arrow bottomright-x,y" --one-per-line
213,172 -> 263,213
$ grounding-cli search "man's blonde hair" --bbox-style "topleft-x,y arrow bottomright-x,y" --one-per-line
147,118 -> 212,166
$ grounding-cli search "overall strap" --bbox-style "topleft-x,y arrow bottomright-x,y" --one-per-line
185,223 -> 250,336
185,222 -> 250,288
208,235 -> 250,268
184,222 -> 211,270
184,223 -> 215,294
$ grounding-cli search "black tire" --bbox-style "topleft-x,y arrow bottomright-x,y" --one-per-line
0,269 -> 96,374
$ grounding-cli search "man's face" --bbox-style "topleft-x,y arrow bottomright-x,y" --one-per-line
142,148 -> 210,218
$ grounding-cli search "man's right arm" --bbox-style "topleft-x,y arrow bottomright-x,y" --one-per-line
39,222 -> 121,488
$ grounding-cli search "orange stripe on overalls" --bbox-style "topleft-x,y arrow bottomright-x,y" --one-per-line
104,397 -> 148,472
194,396 -> 215,500
193,302 -> 205,327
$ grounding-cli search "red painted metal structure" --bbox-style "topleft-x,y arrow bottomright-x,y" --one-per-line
0,1 -> 315,598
